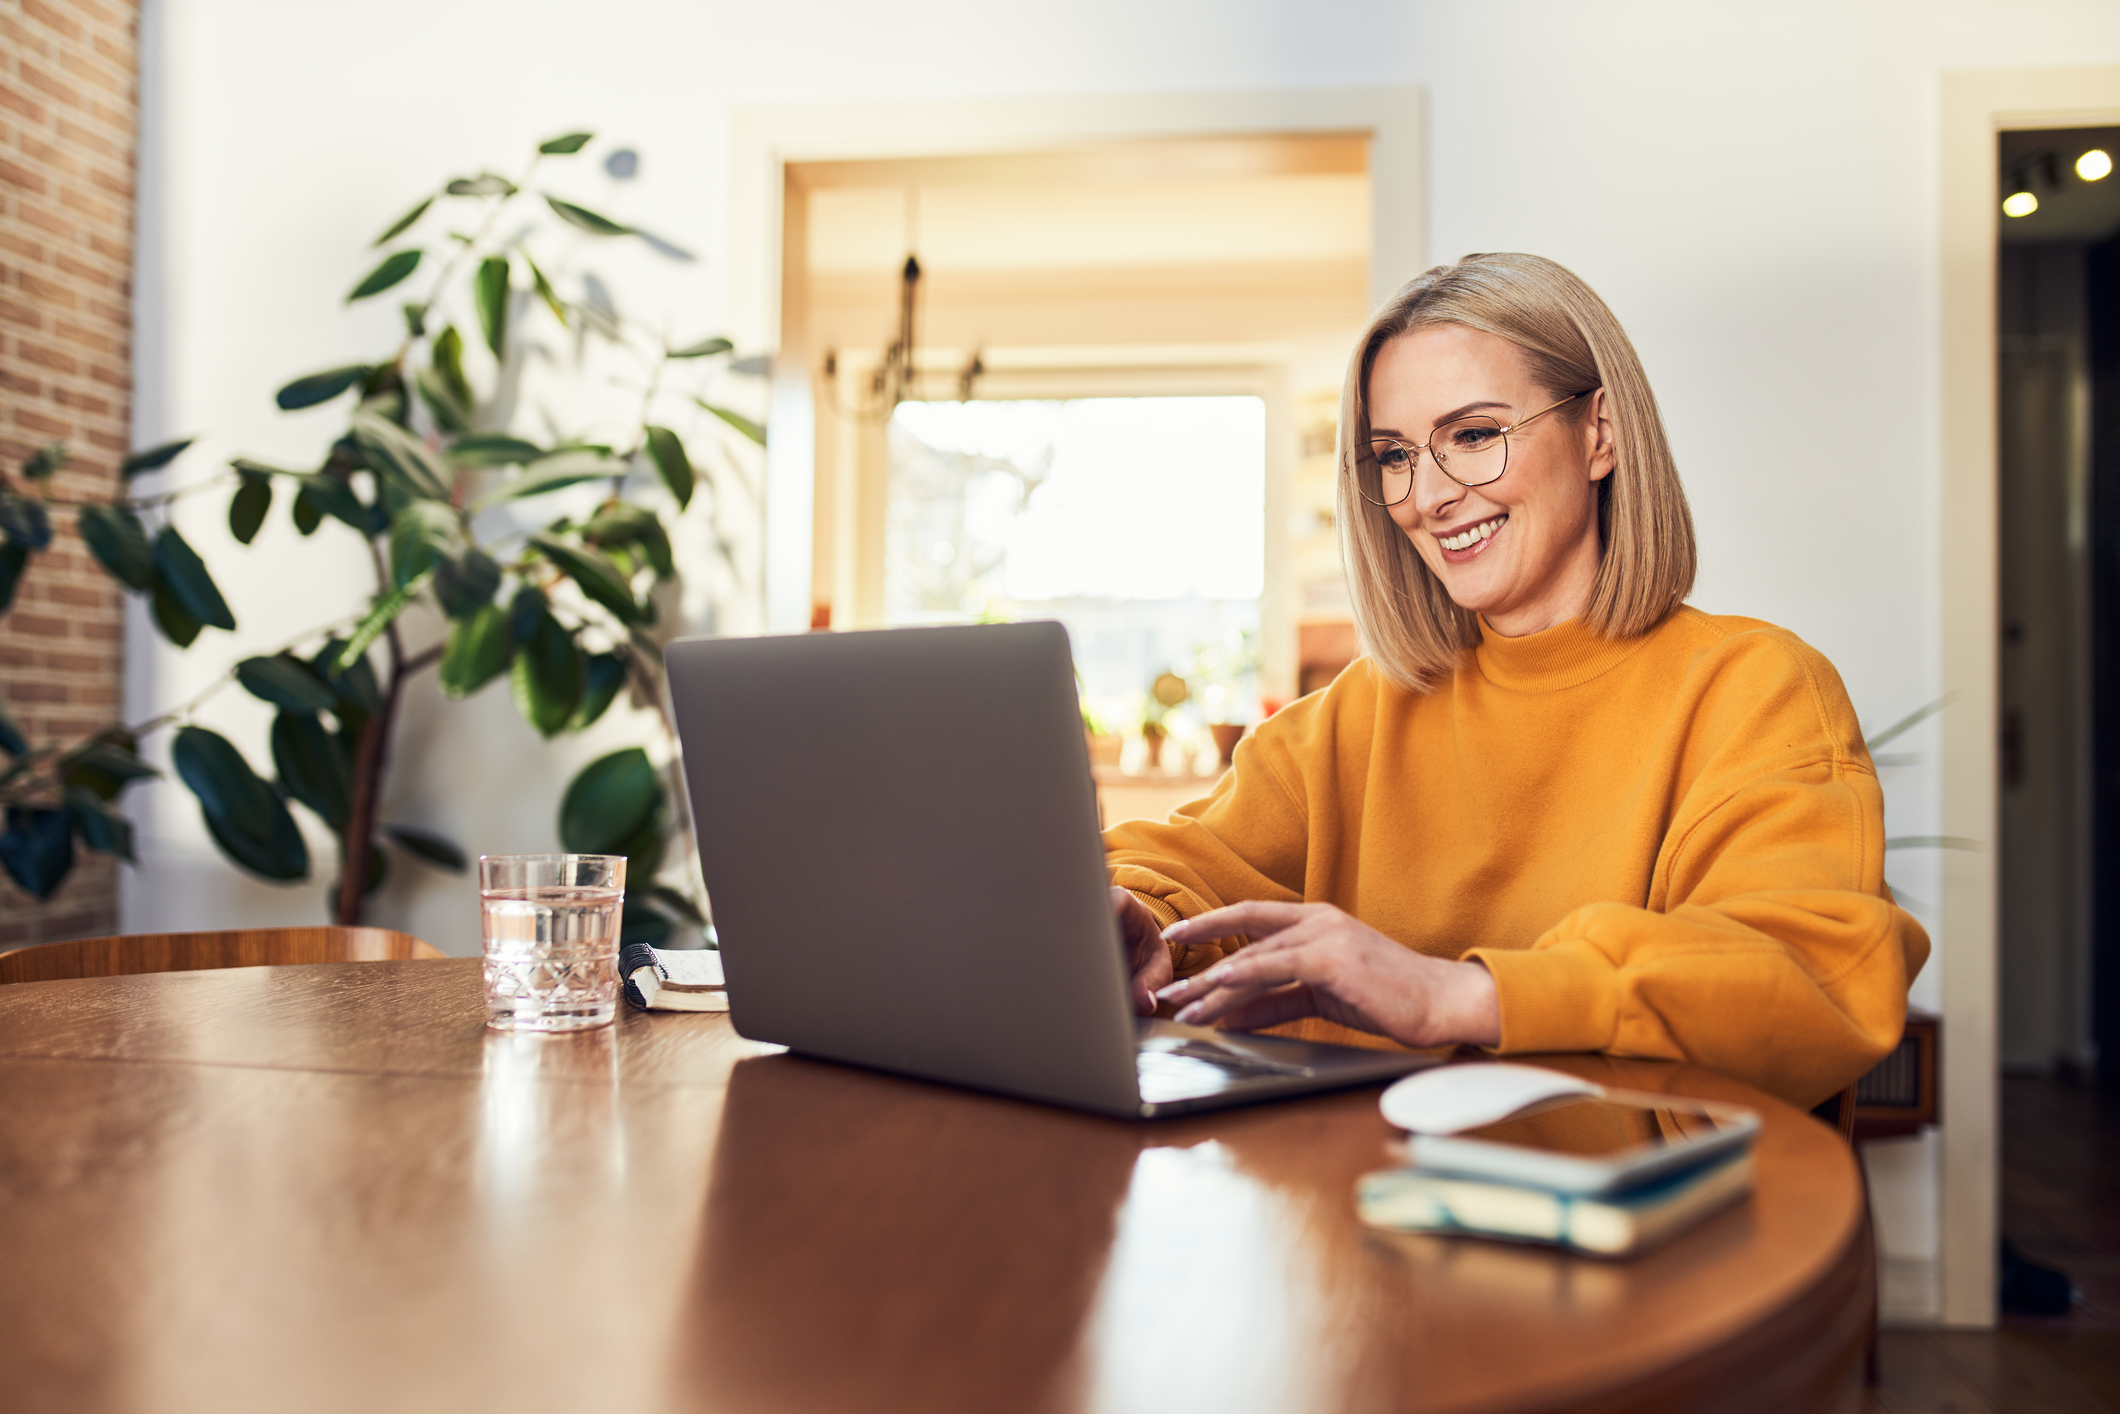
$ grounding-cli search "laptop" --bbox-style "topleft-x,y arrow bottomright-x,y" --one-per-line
663,621 -> 1435,1118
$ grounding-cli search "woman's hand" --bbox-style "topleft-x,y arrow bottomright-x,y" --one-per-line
1153,901 -> 1502,1049
1113,887 -> 1173,1016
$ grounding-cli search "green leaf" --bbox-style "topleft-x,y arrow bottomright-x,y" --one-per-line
387,499 -> 461,589
433,546 -> 501,618
522,251 -> 568,326
529,532 -> 648,625
348,248 -> 423,303
383,823 -> 467,872
352,411 -> 450,500
172,725 -> 309,881
374,194 -> 434,246
463,451 -> 623,513
509,601 -> 585,737
439,602 -> 513,698
570,652 -> 626,730
229,468 -> 272,544
0,701 -> 24,756
609,800 -> 668,881
476,256 -> 509,358
151,525 -> 235,631
1864,697 -> 1957,754
337,577 -> 424,671
539,132 -> 594,155
294,473 -> 368,534
413,368 -> 469,433
431,325 -> 473,410
59,738 -> 157,799
668,336 -> 733,359
310,638 -> 382,718
77,504 -> 154,590
559,748 -> 661,853
698,400 -> 767,446
22,441 -> 67,480
197,804 -> 305,881
0,492 -> 53,550
402,303 -> 427,338
0,807 -> 73,898
236,654 -> 338,714
643,425 -> 694,509
150,581 -> 201,646
277,365 -> 372,411
583,503 -> 673,579
545,196 -> 632,235
291,486 -> 323,536
121,438 -> 193,477
0,543 -> 25,615
445,172 -> 517,197
270,711 -> 352,830
508,584 -> 547,646
63,786 -> 134,862
448,432 -> 544,468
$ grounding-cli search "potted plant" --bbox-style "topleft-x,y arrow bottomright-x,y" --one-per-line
0,131 -> 762,946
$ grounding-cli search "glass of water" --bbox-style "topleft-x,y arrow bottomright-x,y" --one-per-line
480,854 -> 626,1032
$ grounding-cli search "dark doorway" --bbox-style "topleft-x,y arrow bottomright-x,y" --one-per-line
1996,126 -> 2118,1089
1994,125 -> 2120,1346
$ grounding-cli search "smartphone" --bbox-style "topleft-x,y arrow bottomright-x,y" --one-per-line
1405,1088 -> 1761,1195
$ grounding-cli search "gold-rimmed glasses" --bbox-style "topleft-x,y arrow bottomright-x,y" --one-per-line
1352,390 -> 1591,507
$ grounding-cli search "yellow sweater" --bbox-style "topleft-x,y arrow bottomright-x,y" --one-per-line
1105,608 -> 1929,1107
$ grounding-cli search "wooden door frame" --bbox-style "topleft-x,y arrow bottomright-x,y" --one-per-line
724,86 -> 1425,635
1938,64 -> 2120,1328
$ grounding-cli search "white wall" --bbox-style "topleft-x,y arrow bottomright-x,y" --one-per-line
133,0 -> 2120,1319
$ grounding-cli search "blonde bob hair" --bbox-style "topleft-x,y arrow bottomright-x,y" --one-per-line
1337,253 -> 1696,690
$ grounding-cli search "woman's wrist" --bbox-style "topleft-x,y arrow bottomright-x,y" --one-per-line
1410,957 -> 1500,1048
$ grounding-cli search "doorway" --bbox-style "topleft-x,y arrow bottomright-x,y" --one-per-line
777,133 -> 1376,718
1994,124 -> 2120,1332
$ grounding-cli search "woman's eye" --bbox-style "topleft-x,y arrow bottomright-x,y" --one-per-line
1448,425 -> 1500,450
1374,445 -> 1411,468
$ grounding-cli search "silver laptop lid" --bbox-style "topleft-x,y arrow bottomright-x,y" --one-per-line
664,622 -> 1143,1115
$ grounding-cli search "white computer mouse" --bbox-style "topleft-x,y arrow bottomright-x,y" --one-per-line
1379,1063 -> 1604,1135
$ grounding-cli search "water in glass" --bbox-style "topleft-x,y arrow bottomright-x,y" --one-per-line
482,884 -> 622,1031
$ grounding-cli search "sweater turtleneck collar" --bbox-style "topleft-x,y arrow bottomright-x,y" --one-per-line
1473,613 -> 1654,693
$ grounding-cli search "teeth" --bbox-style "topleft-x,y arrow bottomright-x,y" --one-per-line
1439,515 -> 1506,551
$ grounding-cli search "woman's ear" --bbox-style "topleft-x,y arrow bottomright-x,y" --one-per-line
1585,388 -> 1617,484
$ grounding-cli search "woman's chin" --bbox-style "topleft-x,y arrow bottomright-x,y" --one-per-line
1434,565 -> 1514,619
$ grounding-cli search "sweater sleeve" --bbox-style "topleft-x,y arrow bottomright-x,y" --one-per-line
1103,726 -> 1313,980
1469,752 -> 1930,1108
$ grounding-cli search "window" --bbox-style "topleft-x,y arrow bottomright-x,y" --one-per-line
887,396 -> 1264,734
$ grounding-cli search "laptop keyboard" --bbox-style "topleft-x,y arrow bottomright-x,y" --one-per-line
1136,1038 -> 1316,1104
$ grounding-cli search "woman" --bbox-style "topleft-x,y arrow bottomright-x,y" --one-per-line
1105,253 -> 1927,1107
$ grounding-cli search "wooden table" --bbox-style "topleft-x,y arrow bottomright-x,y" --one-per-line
0,959 -> 1871,1414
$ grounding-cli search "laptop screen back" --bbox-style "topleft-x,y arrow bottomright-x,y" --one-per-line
665,622 -> 1143,1114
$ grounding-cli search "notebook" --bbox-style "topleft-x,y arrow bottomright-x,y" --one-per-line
1355,1150 -> 1755,1257
620,942 -> 727,1012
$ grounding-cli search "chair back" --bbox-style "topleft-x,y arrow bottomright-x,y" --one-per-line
0,927 -> 446,985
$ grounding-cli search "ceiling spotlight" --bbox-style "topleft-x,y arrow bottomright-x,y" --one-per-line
2003,189 -> 2039,218
2079,148 -> 2113,182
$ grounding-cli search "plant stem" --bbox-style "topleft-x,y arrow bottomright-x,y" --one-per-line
333,540 -> 418,926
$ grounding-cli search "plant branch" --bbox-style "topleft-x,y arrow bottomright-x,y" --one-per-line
393,148 -> 548,369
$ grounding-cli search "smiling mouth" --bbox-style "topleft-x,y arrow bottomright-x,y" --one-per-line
1436,514 -> 1508,552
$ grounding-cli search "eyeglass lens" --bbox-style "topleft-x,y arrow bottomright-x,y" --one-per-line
1363,415 -> 1508,506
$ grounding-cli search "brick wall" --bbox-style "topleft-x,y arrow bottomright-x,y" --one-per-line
0,0 -> 137,946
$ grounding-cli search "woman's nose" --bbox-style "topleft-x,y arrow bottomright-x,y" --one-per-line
1413,453 -> 1463,520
